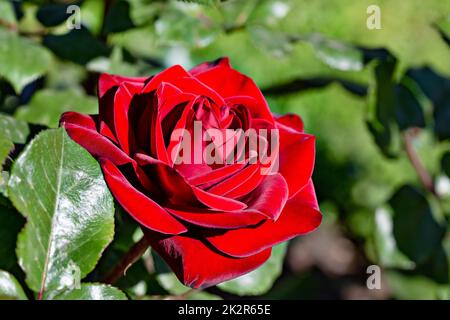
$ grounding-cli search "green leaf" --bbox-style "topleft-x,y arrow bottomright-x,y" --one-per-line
54,283 -> 127,300
372,207 -> 415,269
0,1 -> 17,25
36,3 -> 76,27
218,243 -> 287,296
409,67 -> 450,141
8,128 -> 115,299
387,271 -> 450,300
390,185 -> 446,264
248,26 -> 292,58
0,137 -> 13,169
103,0 -> 135,34
0,113 -> 29,144
0,203 -> 24,271
15,89 -> 97,128
43,27 -> 110,65
0,29 -> 52,93
308,35 -> 363,71
0,270 -> 27,300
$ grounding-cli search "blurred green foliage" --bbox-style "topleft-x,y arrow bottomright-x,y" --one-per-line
0,0 -> 449,300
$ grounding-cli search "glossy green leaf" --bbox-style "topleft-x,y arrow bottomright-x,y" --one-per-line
0,270 -> 27,300
0,113 -> 29,144
0,29 -> 52,93
218,243 -> 287,296
54,283 -> 127,300
15,89 -> 97,128
390,185 -> 446,264
8,128 -> 115,299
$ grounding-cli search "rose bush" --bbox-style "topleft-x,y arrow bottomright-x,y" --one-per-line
60,57 -> 322,288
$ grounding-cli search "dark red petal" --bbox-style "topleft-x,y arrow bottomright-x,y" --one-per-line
142,65 -> 190,94
167,208 -> 265,229
100,159 -> 187,235
241,173 -> 289,220
276,113 -> 304,133
192,186 -> 247,211
113,82 -> 142,154
194,66 -> 273,122
168,76 -> 225,106
98,73 -> 147,98
226,96 -> 273,124
205,181 -> 322,257
189,57 -> 231,76
145,232 -> 271,289
188,162 -> 246,186
60,111 -> 96,130
62,122 -> 133,166
278,128 -> 315,198
207,163 -> 260,196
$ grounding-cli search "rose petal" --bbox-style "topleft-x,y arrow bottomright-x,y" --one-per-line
205,181 -> 321,257
100,159 -> 187,235
278,127 -> 315,198
98,73 -> 147,98
62,122 -> 133,166
145,231 -> 271,289
276,113 -> 304,133
189,57 -> 231,76
167,208 -> 265,229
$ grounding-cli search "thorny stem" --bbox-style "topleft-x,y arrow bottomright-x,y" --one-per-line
403,129 -> 437,196
103,236 -> 150,285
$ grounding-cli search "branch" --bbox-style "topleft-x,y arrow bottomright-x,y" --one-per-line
403,129 -> 437,196
103,236 -> 150,284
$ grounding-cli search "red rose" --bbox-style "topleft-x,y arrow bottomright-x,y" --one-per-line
60,58 -> 321,288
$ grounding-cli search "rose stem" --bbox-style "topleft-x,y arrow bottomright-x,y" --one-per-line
103,236 -> 150,285
402,129 -> 437,196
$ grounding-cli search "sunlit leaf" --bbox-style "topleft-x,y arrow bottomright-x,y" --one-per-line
218,243 -> 287,296
54,283 -> 127,300
8,128 -> 115,299
0,270 -> 27,300
15,89 -> 97,128
0,29 -> 52,93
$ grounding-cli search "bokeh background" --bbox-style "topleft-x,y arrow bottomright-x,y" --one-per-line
1,0 -> 450,300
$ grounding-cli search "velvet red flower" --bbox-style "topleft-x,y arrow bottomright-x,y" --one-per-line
60,58 -> 321,288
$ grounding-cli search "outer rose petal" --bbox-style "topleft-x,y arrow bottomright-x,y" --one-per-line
277,126 -> 315,198
100,159 -> 187,235
205,181 -> 322,257
189,57 -> 231,76
98,73 -> 147,98
276,113 -> 304,132
145,231 -> 272,289
60,112 -> 133,166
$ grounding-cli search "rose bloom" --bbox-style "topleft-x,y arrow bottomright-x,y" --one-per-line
60,58 -> 321,288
